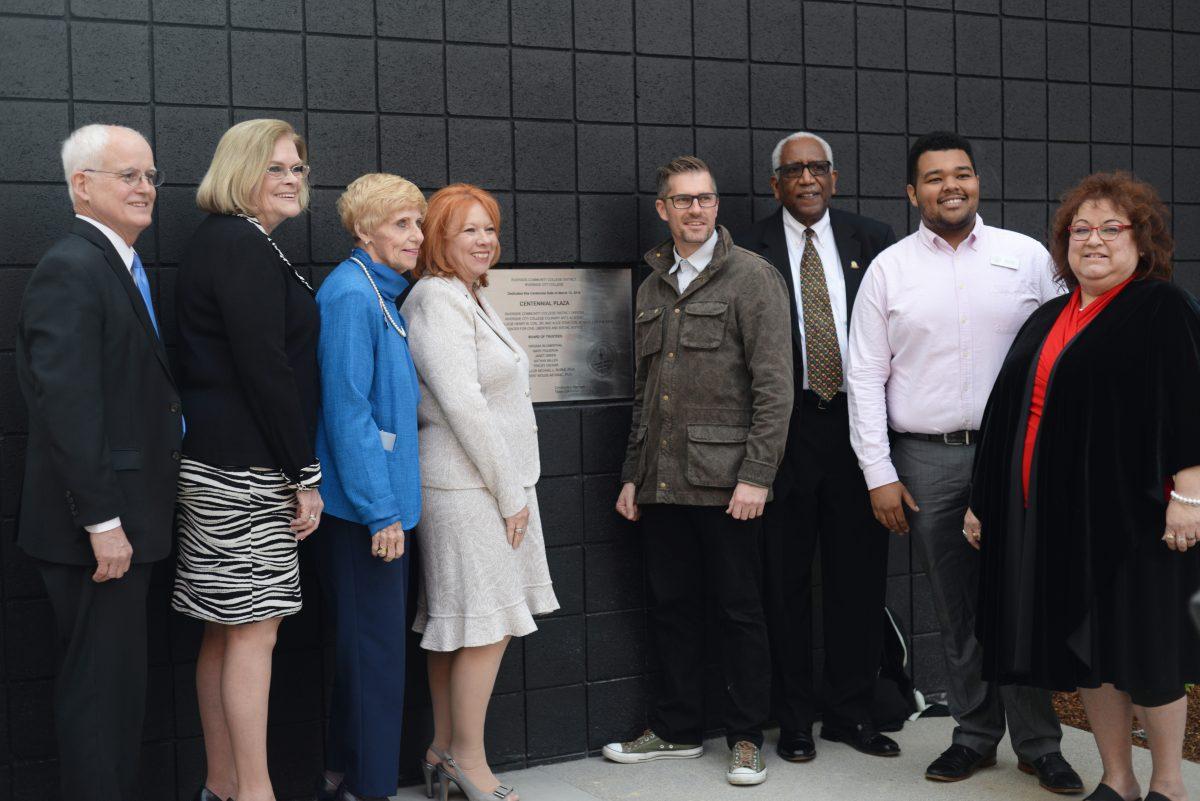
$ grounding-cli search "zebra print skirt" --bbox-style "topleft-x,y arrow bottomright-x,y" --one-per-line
171,456 -> 303,624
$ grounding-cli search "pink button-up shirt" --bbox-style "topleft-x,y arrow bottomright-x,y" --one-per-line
847,216 -> 1063,490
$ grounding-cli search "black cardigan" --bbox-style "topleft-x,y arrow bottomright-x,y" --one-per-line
971,279 -> 1200,688
176,213 -> 319,483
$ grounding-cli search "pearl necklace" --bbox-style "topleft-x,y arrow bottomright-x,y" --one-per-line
349,256 -> 406,337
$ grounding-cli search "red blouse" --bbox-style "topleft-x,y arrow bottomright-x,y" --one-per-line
1022,276 -> 1135,503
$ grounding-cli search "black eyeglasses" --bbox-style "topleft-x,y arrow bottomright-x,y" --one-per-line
775,160 -> 832,181
82,168 -> 165,187
661,193 -> 719,209
1066,223 -> 1133,241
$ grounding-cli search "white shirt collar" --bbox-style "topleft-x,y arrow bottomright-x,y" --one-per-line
670,229 -> 719,274
76,214 -> 136,272
782,206 -> 833,245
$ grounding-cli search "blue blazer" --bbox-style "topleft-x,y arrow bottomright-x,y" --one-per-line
315,249 -> 421,533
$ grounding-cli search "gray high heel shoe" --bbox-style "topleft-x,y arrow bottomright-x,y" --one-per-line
437,757 -> 516,801
421,746 -> 451,799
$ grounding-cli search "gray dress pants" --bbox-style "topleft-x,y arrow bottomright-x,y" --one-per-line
892,436 -> 1062,760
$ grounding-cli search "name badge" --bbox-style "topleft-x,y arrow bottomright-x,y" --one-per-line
990,255 -> 1019,270
380,430 -> 396,452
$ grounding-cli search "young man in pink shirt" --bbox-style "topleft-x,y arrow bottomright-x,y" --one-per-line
847,132 -> 1081,794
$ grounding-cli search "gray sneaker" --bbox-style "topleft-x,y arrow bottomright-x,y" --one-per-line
726,740 -> 767,786
602,729 -> 704,763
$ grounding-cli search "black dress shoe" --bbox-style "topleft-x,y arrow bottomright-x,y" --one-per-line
776,730 -> 816,762
925,743 -> 997,781
1084,785 -> 1140,801
1018,752 -> 1084,794
819,725 -> 901,757
1143,793 -> 1170,801
193,787 -> 231,801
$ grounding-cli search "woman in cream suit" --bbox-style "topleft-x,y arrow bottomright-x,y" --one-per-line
404,183 -> 558,801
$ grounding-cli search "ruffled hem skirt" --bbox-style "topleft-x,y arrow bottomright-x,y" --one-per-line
413,485 -> 559,651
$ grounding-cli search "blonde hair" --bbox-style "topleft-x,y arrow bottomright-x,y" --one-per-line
337,173 -> 427,242
414,183 -> 502,288
197,119 -> 309,216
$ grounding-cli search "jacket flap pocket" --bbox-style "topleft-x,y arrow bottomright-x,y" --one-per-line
687,424 -> 748,444
636,306 -> 665,323
110,449 -> 142,470
684,301 -> 728,317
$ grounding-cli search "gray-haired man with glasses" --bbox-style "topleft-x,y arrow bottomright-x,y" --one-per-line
735,131 -> 901,764
15,124 -> 182,800
605,155 -> 793,787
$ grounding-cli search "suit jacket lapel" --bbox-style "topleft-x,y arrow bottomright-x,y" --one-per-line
475,291 -> 520,355
72,220 -> 175,384
758,209 -> 804,355
829,209 -> 866,312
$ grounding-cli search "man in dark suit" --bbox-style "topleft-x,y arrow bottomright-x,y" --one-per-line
16,124 -> 181,800
736,132 -> 899,763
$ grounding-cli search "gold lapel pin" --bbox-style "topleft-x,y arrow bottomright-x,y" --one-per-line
850,260 -> 860,270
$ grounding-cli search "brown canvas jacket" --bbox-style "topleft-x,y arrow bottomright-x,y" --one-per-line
620,225 -> 794,506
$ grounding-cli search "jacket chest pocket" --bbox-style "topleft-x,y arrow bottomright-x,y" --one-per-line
635,305 -> 665,359
679,301 -> 728,349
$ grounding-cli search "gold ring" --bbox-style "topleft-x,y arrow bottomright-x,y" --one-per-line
1164,533 -> 1177,540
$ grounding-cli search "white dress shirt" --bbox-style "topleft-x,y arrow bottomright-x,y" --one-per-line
669,230 -> 718,294
846,216 -> 1063,490
782,208 -> 847,391
76,214 -> 136,534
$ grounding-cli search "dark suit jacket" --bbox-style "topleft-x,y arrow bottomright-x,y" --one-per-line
175,214 -> 320,483
16,219 -> 183,565
735,206 -> 896,496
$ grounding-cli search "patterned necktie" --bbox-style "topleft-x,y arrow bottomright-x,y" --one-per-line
800,228 -> 843,401
130,252 -> 161,339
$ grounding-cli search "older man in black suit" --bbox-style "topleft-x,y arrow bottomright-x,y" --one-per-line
736,132 -> 899,764
16,124 -> 181,800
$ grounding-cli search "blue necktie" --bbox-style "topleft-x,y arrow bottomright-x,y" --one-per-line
131,252 -> 160,338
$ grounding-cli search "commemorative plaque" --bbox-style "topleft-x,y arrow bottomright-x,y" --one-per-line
485,267 -> 633,403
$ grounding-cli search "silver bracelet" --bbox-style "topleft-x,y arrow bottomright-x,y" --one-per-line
1169,490 -> 1200,507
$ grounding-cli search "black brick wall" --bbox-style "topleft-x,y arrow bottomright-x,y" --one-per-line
1,1 -> 1198,799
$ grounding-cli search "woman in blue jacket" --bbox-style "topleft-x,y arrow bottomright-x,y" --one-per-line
312,173 -> 425,801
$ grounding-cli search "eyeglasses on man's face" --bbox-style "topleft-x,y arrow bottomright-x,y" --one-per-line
662,192 -> 719,210
775,160 -> 832,181
1066,223 -> 1133,241
266,164 -> 310,179
82,168 -> 165,187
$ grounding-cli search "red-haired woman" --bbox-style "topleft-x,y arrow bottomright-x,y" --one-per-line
403,184 -> 558,801
967,172 -> 1200,801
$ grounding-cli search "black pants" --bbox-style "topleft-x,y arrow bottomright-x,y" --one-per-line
762,392 -> 890,735
38,560 -> 154,801
642,503 -> 770,749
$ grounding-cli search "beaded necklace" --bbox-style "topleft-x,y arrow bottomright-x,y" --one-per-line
349,255 -> 407,337
237,214 -> 314,293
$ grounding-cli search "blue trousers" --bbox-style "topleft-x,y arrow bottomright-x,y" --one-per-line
317,514 -> 409,797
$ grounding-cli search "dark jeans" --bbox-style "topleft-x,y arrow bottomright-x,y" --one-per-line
763,392 -> 889,734
642,503 -> 771,749
39,559 -> 154,801
315,514 -> 410,797
892,437 -> 1062,760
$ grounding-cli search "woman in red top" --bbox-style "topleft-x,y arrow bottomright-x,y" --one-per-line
967,172 -> 1200,801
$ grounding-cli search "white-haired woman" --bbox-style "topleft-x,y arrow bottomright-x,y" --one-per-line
311,174 -> 426,801
173,118 -> 322,801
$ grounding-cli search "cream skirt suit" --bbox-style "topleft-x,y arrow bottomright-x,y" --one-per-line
404,275 -> 559,650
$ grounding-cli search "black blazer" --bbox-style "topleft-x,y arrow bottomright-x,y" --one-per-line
15,220 -> 183,565
175,214 -> 319,482
735,206 -> 896,493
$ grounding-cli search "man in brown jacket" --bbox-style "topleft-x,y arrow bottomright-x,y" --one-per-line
602,156 -> 793,787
